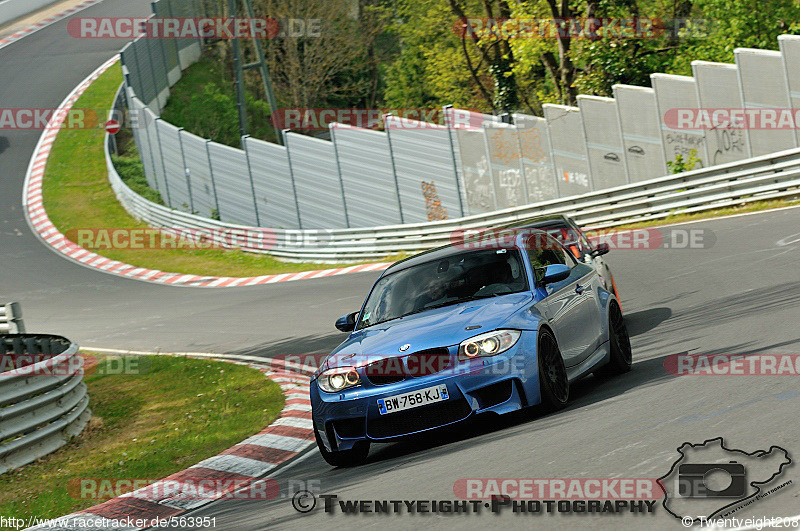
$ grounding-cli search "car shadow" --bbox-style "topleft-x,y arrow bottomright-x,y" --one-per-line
365,352 -> 679,466
624,307 -> 672,337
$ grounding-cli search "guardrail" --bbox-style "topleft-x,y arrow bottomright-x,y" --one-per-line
0,303 -> 24,334
120,0 -> 800,231
0,335 -> 90,475
106,82 -> 800,263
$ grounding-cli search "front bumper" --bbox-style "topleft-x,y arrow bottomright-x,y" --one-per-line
311,331 -> 538,452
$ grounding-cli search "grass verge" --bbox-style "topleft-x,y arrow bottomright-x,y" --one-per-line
41,64 -> 369,277
0,353 -> 284,523
610,197 -> 800,230
41,64 -> 799,278
160,48 -> 278,147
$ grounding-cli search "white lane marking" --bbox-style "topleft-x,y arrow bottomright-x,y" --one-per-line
240,433 -> 312,452
271,417 -> 313,429
282,403 -> 312,412
776,232 -> 800,246
191,454 -> 276,477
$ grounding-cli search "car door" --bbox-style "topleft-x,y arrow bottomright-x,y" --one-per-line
528,237 -> 603,367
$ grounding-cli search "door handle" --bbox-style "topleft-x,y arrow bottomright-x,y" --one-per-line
575,284 -> 586,295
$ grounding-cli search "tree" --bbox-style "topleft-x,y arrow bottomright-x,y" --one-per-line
251,0 -> 391,110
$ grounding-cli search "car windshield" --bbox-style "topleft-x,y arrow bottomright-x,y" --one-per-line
357,248 -> 529,329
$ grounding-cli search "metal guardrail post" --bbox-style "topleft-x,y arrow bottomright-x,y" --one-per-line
481,128 -> 499,211
242,135 -> 261,226
165,0 -> 184,71
0,303 -> 24,334
0,334 -> 90,475
206,139 -> 222,220
283,129 -> 303,230
443,105 -> 467,217
154,118 -> 173,207
383,113 -> 404,224
329,126 -> 351,228
178,128 -> 194,214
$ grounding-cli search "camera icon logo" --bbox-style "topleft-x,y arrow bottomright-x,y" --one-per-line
677,461 -> 746,498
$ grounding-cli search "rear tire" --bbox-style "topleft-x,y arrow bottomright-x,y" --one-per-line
315,427 -> 370,467
537,329 -> 569,411
595,302 -> 632,378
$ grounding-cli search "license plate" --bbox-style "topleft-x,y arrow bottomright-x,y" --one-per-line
377,384 -> 449,415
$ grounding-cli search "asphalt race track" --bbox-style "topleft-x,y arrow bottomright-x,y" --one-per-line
2,2 -> 800,529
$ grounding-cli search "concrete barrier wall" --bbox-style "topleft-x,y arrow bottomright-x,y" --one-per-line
0,0 -> 55,27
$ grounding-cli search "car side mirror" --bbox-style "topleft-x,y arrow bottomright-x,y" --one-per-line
542,264 -> 570,285
335,311 -> 358,332
590,243 -> 610,257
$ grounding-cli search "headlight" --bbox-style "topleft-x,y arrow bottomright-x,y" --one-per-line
458,330 -> 521,361
317,366 -> 361,393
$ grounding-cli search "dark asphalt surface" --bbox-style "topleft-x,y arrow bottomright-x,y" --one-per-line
1,2 -> 800,529
187,208 -> 800,530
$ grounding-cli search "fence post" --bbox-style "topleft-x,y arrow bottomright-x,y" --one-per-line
205,140 -> 222,221
443,105 -> 467,217
165,0 -> 184,71
242,135 -> 261,226
140,108 -> 162,197
143,30 -> 162,110
282,129 -> 303,230
153,118 -> 173,207
481,127 -> 499,211
177,128 -> 194,213
127,40 -> 147,107
382,113 -> 404,223
329,125 -> 351,228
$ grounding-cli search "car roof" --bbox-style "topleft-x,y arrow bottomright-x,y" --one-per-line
383,223 -> 562,275
501,213 -> 573,230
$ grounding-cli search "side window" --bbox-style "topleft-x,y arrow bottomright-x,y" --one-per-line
527,235 -> 576,283
569,223 -> 594,260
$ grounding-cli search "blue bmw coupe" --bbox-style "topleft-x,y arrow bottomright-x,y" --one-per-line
310,229 -> 632,466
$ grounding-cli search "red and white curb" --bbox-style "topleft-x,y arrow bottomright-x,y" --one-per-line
22,56 -> 392,288
0,0 -> 103,50
32,355 -> 316,530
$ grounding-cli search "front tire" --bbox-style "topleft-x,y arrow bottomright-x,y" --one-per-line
315,427 -> 370,467
595,302 -> 632,378
537,329 -> 569,411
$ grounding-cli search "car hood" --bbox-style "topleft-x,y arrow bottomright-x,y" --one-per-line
323,293 -> 533,370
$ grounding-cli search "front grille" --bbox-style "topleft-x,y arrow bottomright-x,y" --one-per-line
364,348 -> 453,386
364,358 -> 405,385
367,399 -> 472,439
405,348 -> 453,378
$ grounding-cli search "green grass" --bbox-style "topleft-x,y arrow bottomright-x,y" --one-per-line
160,49 -> 278,147
0,353 -> 283,523
41,64 -> 370,277
610,198 -> 800,230
112,130 -> 163,205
